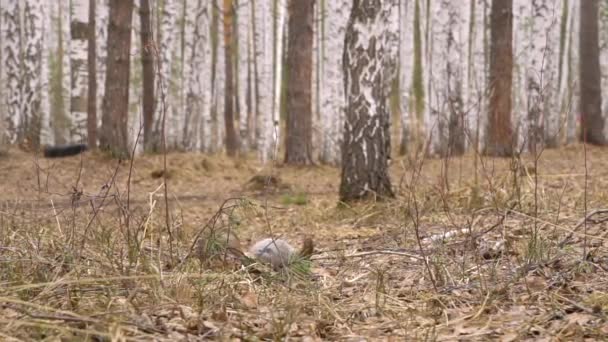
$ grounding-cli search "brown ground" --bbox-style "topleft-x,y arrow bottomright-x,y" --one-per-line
0,145 -> 607,341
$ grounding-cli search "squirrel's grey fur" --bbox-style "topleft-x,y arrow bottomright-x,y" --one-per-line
248,238 -> 296,270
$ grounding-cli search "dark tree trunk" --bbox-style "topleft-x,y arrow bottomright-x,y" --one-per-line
339,0 -> 395,202
100,0 -> 134,157
140,0 -> 155,151
223,0 -> 239,156
87,0 -> 97,148
579,0 -> 606,145
484,0 -> 514,157
284,0 -> 314,165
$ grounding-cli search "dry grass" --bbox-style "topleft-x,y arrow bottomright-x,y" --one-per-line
1,145 -> 608,341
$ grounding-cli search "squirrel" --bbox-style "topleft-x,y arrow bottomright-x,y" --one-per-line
195,229 -> 313,270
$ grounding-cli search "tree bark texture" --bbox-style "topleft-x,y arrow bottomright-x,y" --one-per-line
485,0 -> 514,156
140,0 -> 155,151
100,0 -> 134,157
579,0 -> 605,145
340,0 -> 395,202
285,0 -> 314,165
223,0 -> 239,156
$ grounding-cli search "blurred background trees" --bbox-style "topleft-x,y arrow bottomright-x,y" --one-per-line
0,0 -> 607,161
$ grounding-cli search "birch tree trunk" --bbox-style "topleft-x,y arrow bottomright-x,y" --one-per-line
2,0 -> 21,143
70,0 -> 89,142
398,0 -> 413,155
465,0 -> 490,155
253,0 -> 275,162
516,0 -> 561,153
236,0 -> 251,152
96,0 -> 109,136
411,0 -> 426,154
340,0 -> 396,202
87,0 -> 97,148
21,0 -> 44,148
427,0 -> 466,157
318,0 -> 350,165
284,0 -> 314,165
271,0 -> 286,160
151,0 -> 178,150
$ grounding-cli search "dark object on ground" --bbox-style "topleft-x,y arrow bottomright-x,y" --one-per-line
43,144 -> 88,158
245,174 -> 290,192
150,169 -> 174,179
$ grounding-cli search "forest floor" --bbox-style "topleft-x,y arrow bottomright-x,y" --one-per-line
1,145 -> 608,341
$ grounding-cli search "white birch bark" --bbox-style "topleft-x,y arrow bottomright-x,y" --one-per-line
153,0 -> 178,148
318,0 -> 350,165
39,0 -> 52,145
421,0 -> 433,150
182,0 -> 212,151
557,0 -> 574,144
96,0 -> 109,131
565,0 -> 579,143
69,0 -> 89,142
129,0 -> 143,153
514,0 -> 561,151
236,0 -> 251,151
2,0 -> 21,142
446,0 -> 466,154
542,0 -> 562,147
398,0 -> 414,154
271,0 -> 286,160
60,0 -> 72,143
466,0 -> 489,153
512,0 -> 529,150
253,0 -> 274,162
200,1 -> 213,152
427,0 -> 448,155
21,0 -> 45,146
246,3 -> 257,150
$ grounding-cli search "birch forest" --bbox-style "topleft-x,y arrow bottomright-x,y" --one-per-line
3,1 -> 608,339
1,0 -> 607,163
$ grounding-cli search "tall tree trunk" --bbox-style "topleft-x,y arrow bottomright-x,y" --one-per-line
579,0 -> 605,145
3,1 -> 21,143
236,0 -> 251,152
96,1 -> 109,139
445,0 -> 466,156
100,0 -> 134,157
87,0 -> 97,148
398,0 -> 413,155
484,0 -> 514,157
340,0 -> 395,202
21,0 -> 44,149
411,0 -> 425,154
140,0 -> 155,151
284,0 -> 314,165
318,0 -> 350,165
223,0 -> 239,156
70,0 -> 90,142
271,0 -> 287,160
